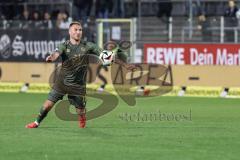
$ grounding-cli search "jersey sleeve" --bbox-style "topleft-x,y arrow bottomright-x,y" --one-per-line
55,43 -> 66,55
116,49 -> 128,63
87,42 -> 102,56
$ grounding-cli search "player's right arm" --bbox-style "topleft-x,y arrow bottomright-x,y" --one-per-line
46,42 -> 66,62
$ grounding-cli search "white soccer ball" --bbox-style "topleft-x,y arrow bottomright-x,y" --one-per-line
99,50 -> 115,65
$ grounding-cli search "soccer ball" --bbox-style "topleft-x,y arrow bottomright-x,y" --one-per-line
99,50 -> 115,65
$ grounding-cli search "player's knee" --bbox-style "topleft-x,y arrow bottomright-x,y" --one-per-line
43,100 -> 55,110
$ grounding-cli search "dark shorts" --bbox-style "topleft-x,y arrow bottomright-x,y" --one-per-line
48,89 -> 86,109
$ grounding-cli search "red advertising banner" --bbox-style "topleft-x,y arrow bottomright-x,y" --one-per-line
144,44 -> 240,65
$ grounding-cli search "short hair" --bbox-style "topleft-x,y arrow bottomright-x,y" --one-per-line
69,21 -> 82,28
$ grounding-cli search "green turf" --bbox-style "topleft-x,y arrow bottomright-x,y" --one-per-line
0,92 -> 240,160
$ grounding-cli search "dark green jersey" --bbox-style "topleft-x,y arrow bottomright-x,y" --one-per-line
56,40 -> 102,62
55,40 -> 102,87
54,40 -> 128,91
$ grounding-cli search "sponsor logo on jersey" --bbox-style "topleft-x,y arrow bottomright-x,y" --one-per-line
81,47 -> 86,52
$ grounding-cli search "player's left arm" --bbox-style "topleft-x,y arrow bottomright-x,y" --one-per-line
89,42 -> 135,70
88,42 -> 103,56
114,49 -> 136,70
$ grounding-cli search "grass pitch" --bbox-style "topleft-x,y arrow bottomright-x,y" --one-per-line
0,92 -> 240,160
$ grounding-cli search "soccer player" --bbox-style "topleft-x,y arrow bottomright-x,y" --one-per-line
25,21 -> 134,128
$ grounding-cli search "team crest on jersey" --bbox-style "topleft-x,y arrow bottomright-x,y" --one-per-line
81,47 -> 86,52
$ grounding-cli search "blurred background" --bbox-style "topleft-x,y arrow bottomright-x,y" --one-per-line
1,0 -> 240,97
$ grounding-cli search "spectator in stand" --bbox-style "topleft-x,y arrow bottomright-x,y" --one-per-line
55,12 -> 63,29
224,0 -> 239,42
197,14 -> 213,42
42,11 -> 53,29
30,11 -> 43,28
20,9 -> 30,29
56,11 -> 72,29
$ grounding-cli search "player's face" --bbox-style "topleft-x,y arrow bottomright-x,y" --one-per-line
69,24 -> 82,41
229,1 -> 235,8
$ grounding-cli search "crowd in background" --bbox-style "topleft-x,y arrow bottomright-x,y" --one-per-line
195,0 -> 240,42
156,0 -> 240,43
0,0 -> 126,29
1,0 -> 239,28
1,0 -> 240,43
